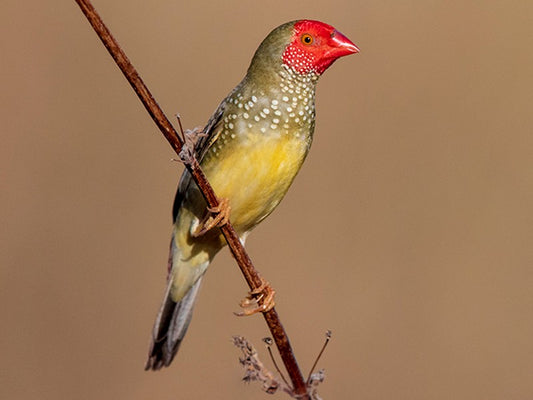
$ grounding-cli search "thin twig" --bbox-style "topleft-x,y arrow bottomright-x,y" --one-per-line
306,331 -> 332,384
264,337 -> 291,389
74,1 -> 310,398
233,336 -> 288,395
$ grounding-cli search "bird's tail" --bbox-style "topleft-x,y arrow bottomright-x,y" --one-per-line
145,273 -> 204,370
146,208 -> 219,370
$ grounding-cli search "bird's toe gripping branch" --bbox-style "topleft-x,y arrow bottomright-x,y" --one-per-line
177,125 -> 207,165
235,278 -> 276,316
192,197 -> 231,237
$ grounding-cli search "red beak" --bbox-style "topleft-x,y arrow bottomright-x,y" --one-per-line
329,30 -> 360,58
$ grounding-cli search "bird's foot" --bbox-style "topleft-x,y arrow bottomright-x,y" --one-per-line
234,278 -> 276,316
192,197 -> 231,237
178,125 -> 207,165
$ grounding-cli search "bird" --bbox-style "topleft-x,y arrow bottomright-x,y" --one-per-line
145,19 -> 359,370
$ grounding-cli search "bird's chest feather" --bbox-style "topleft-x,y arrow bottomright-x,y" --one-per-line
202,133 -> 309,233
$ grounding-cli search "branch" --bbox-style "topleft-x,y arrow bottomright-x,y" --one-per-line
74,1 -> 310,398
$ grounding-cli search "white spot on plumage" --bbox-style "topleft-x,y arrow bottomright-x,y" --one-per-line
226,51 -> 319,144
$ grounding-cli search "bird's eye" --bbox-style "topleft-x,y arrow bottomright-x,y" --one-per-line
301,33 -> 314,45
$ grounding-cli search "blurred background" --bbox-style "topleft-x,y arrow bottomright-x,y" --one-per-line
2,1 -> 532,399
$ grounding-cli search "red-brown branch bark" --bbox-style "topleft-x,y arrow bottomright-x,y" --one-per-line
74,1 -> 310,398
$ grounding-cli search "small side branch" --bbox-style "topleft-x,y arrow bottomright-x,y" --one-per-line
233,336 -> 327,399
74,1 -> 310,398
233,336 -> 289,395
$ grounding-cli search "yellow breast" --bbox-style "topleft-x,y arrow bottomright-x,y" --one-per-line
201,133 -> 309,234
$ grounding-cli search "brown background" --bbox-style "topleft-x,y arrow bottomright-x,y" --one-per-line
2,1 -> 532,399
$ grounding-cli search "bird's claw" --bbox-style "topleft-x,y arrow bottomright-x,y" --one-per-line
192,198 -> 231,237
178,126 -> 207,165
234,278 -> 276,316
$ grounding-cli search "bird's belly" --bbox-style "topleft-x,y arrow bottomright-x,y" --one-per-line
202,135 -> 308,234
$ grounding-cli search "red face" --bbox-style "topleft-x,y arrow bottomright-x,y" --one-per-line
282,20 -> 359,76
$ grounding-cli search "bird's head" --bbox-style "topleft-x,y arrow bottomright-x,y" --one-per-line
247,20 -> 358,81
283,20 -> 359,75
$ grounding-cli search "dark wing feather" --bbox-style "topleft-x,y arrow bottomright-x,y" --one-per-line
171,98 -> 228,222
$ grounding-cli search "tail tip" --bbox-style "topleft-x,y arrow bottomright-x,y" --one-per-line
144,357 -> 165,371
144,345 -> 177,371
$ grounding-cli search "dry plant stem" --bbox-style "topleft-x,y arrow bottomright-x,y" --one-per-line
306,331 -> 331,385
75,0 -> 309,398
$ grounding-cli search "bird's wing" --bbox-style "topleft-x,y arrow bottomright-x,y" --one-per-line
196,98 -> 228,162
171,97 -> 228,222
